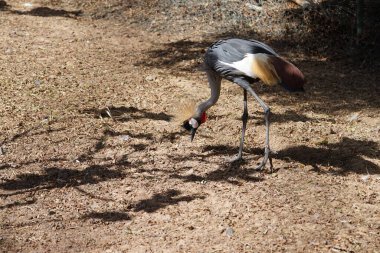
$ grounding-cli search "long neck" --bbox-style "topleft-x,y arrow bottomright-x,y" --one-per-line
195,70 -> 222,118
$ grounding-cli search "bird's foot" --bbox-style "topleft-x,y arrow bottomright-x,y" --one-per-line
228,154 -> 244,163
255,147 -> 274,173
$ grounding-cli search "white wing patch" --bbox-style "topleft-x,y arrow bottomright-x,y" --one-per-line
219,54 -> 265,78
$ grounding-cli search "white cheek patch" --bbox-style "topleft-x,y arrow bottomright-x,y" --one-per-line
189,118 -> 199,128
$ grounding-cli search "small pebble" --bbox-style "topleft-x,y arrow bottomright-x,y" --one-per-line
145,75 -> 156,82
120,135 -> 130,141
226,227 -> 234,237
348,113 -> 359,122
360,175 -> 370,182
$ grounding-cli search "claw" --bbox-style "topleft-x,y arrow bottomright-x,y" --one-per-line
254,147 -> 274,173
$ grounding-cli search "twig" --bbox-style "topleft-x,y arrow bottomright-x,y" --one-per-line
246,3 -> 263,11
290,0 -> 311,8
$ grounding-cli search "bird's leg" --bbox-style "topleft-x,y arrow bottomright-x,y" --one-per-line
263,107 -> 274,172
246,87 -> 273,172
233,79 -> 274,171
235,89 -> 248,161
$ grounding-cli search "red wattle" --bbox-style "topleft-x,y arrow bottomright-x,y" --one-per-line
201,112 -> 207,123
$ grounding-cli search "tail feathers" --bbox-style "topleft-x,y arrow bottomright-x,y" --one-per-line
269,56 -> 305,92
252,54 -> 281,86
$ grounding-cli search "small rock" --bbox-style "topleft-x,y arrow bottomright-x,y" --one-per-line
120,135 -> 130,141
360,175 -> 370,182
246,3 -> 263,11
34,79 -> 41,86
23,3 -> 33,7
348,113 -> 360,122
91,203 -> 100,210
145,75 -> 156,82
125,227 -> 133,235
183,169 -> 194,176
226,227 -> 234,237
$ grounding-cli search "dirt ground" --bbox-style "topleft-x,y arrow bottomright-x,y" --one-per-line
1,1 -> 379,252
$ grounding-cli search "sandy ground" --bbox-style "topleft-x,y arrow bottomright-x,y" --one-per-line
1,1 -> 379,252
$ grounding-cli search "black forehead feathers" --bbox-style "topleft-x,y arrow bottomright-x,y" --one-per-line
183,120 -> 192,131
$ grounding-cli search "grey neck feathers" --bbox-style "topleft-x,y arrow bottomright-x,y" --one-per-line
195,70 -> 222,118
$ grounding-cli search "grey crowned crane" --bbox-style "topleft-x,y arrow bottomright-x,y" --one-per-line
180,38 -> 305,171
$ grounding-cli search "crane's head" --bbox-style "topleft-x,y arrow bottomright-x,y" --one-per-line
182,112 -> 207,141
174,101 -> 207,141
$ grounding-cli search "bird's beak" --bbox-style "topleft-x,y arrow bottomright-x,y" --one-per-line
190,128 -> 197,142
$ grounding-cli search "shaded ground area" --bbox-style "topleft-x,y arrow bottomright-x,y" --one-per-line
1,1 -> 379,252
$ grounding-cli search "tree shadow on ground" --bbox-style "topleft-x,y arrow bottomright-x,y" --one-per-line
81,106 -> 172,122
0,198 -> 36,210
134,39 -> 212,73
270,110 -> 312,123
275,137 -> 379,175
73,186 -> 115,202
79,189 -> 205,221
75,127 -> 153,166
0,0 -> 8,10
170,163 -> 265,185
282,0 -> 380,64
0,164 -> 12,171
170,145 -> 266,184
201,145 -> 263,158
82,211 -> 131,222
75,130 -> 114,163
0,165 -> 125,196
131,189 -> 205,213
237,109 -> 313,124
11,7 -> 82,18
0,123 -> 66,147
